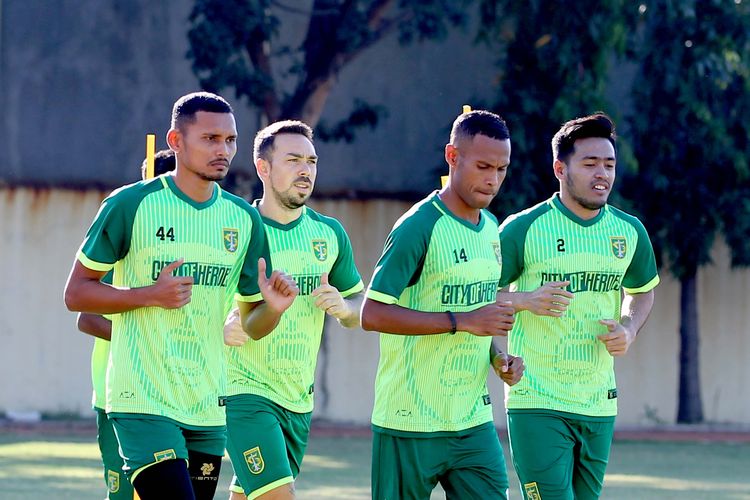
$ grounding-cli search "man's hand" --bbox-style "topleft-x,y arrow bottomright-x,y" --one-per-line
151,259 -> 193,309
523,281 -> 573,317
224,308 -> 249,347
257,258 -> 299,314
492,352 -> 525,386
597,319 -> 635,356
458,301 -> 515,337
311,273 -> 349,319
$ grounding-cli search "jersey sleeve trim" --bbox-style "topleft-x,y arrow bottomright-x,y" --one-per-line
77,251 -> 115,272
623,274 -> 660,294
498,199 -> 552,287
340,281 -> 364,298
235,292 -> 263,303
365,289 -> 399,305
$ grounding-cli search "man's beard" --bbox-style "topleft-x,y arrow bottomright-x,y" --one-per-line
198,171 -> 228,182
272,186 -> 309,210
567,175 -> 607,210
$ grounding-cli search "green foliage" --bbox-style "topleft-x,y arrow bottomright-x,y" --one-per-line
187,0 -> 472,136
188,0 -> 279,109
477,0 -> 639,217
623,0 -> 750,277
317,99 -> 388,143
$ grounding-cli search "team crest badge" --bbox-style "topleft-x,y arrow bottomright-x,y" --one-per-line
224,228 -> 239,253
491,241 -> 502,266
524,482 -> 541,500
312,239 -> 328,261
153,449 -> 177,462
107,470 -> 120,493
244,446 -> 265,475
610,236 -> 627,259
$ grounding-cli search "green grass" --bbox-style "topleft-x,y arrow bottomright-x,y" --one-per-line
0,431 -> 748,499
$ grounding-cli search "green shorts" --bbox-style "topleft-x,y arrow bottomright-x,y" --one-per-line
507,410 -> 615,500
109,413 -> 226,481
225,394 -> 312,499
95,407 -> 133,499
371,422 -> 508,500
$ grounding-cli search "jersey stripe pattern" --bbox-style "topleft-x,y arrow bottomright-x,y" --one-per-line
499,195 -> 659,416
226,206 -> 363,413
367,192 -> 502,434
78,175 -> 267,426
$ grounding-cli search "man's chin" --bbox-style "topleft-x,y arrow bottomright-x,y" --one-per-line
199,172 -> 228,182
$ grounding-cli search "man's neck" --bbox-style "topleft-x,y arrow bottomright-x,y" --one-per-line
558,191 -> 601,220
258,197 -> 304,225
438,188 -> 480,225
172,169 -> 215,203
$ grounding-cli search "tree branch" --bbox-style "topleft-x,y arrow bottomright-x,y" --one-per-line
245,26 -> 281,122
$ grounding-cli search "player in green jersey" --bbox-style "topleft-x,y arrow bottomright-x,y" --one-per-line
222,120 -> 364,500
65,92 -> 299,500
498,113 -> 659,500
361,110 -> 524,500
76,150 -> 176,500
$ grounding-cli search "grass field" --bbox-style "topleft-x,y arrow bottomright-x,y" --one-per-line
1,427 -> 749,499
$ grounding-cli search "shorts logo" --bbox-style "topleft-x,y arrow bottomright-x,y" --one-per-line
224,228 -> 239,253
200,462 -> 215,476
154,449 -> 177,462
608,388 -> 618,399
107,470 -> 120,493
491,242 -> 502,266
610,236 -> 627,259
312,239 -> 328,261
244,446 -> 265,475
524,481 -> 542,499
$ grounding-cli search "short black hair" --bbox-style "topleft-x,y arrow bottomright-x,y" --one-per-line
450,110 -> 510,145
171,92 -> 233,131
552,112 -> 616,163
253,120 -> 314,162
140,149 -> 176,179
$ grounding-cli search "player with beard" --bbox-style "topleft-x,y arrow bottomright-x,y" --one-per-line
65,92 -> 299,500
222,120 -> 363,500
497,113 -> 659,499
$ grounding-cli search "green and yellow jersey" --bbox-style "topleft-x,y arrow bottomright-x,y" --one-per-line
499,194 -> 659,417
77,175 -> 268,426
90,272 -> 114,410
226,205 -> 363,413
366,192 -> 503,434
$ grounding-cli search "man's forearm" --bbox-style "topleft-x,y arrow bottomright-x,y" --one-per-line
241,302 -> 283,340
65,279 -> 154,314
77,313 -> 113,341
361,299 -> 454,335
621,290 -> 655,338
338,294 -> 364,328
497,290 -> 531,312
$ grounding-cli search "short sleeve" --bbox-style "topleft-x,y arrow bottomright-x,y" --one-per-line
366,209 -> 438,304
236,206 -> 270,302
622,219 -> 660,293
327,219 -> 364,297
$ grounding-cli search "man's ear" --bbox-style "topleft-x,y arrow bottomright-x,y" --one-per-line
166,128 -> 181,152
553,159 -> 566,181
255,158 -> 270,180
445,144 -> 458,167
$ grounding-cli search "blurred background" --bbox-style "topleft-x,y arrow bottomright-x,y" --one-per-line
1,0 -> 749,431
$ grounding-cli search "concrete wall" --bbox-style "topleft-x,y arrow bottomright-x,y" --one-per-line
2,187 -> 749,427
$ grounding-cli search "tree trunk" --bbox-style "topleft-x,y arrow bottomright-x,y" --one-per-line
677,267 -> 703,423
